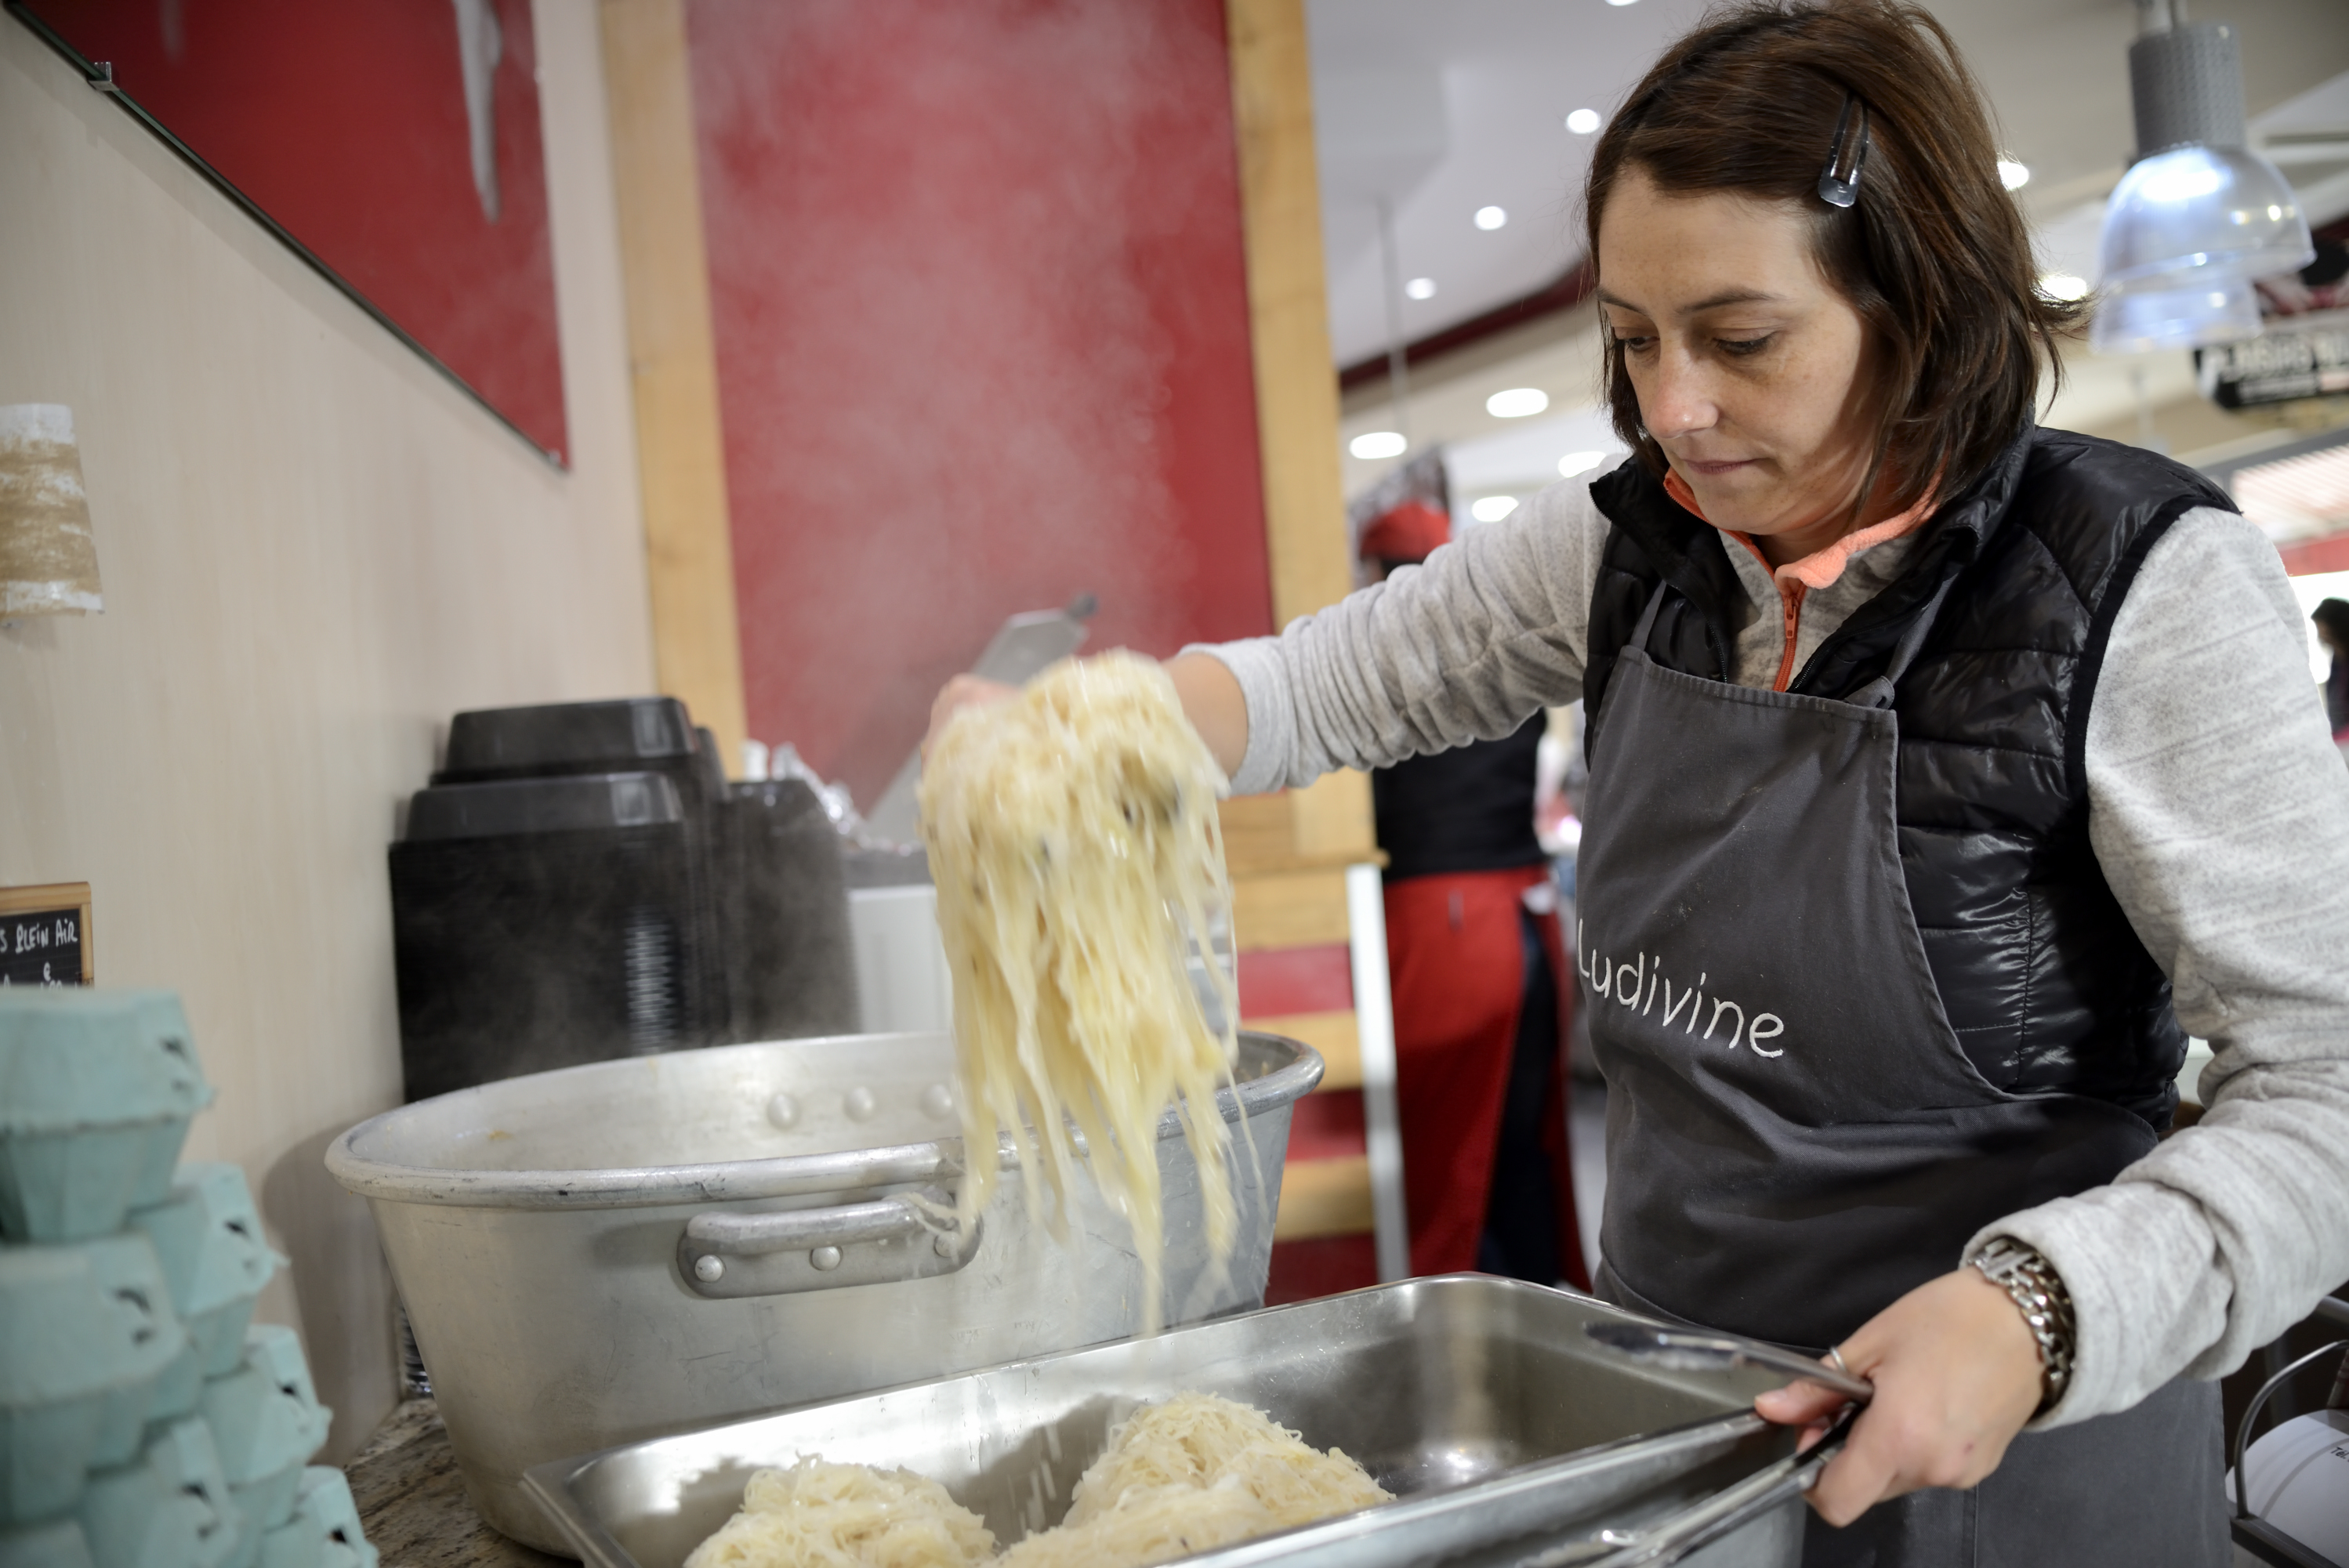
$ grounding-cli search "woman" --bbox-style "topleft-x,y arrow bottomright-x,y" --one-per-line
937,4 -> 2349,1561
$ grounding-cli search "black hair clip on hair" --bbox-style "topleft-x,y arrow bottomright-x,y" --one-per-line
1818,91 -> 1870,208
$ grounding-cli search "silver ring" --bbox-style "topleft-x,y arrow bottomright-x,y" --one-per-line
1827,1343 -> 1850,1374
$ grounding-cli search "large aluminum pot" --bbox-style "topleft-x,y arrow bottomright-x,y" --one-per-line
325,1030 -> 1320,1550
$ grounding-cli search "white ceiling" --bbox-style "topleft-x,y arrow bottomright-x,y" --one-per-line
1309,0 -> 2349,371
1309,0 -> 1711,370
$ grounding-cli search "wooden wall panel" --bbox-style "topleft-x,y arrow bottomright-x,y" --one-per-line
1224,0 -> 1350,630
1232,868 -> 1352,951
1224,0 -> 1376,864
600,0 -> 748,771
1243,1010 -> 1359,1088
1274,1155 -> 1375,1240
1227,0 -> 1384,1281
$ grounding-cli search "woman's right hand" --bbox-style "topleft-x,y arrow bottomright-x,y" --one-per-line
923,674 -> 1018,760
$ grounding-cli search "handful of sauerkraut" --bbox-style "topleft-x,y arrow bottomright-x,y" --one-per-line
682,1460 -> 995,1568
919,652 -> 1241,1331
997,1392 -> 1391,1568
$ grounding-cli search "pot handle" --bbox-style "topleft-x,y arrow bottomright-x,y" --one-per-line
690,1194 -> 930,1253
676,1185 -> 980,1299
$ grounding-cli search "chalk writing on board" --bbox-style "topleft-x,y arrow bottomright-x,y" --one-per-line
2,911 -> 85,987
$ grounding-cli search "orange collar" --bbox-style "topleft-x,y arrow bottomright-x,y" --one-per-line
1662,469 -> 1936,591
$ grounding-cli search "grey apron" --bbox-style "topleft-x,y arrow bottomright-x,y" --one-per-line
1577,585 -> 2227,1566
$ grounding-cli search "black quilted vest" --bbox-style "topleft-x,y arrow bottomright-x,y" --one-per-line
1582,425 -> 2235,1127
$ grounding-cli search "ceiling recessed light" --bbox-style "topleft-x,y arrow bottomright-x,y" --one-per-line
1474,205 -> 1508,231
1350,431 -> 1407,460
1487,388 -> 1549,418
1997,158 -> 2030,190
2039,272 -> 2090,302
1470,496 -> 1519,523
1405,277 -> 1437,300
1565,109 -> 1602,135
1558,450 -> 1608,479
1605,0 -> 1638,7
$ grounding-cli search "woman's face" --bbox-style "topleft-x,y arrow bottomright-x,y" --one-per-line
1596,168 -> 1881,559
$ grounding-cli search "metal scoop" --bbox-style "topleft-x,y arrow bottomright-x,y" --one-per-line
1582,1320 -> 1875,1404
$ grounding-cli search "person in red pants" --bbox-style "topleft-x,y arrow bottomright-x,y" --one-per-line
1359,498 -> 1587,1288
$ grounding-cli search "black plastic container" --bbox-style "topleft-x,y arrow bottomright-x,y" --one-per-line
389,701 -> 857,1102
721,779 -> 859,1041
437,698 -> 702,784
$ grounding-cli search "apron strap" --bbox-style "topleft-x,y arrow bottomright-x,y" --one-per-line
1629,581 -> 1672,655
1847,573 -> 1959,710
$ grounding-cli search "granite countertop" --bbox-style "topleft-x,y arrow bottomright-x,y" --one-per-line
346,1400 -> 572,1568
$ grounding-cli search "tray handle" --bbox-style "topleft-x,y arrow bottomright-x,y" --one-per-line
1565,1408 -> 1857,1568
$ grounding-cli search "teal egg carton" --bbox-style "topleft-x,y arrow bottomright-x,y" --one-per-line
74,1237 -> 189,1470
127,1167 -> 282,1424
0,1518 -> 96,1568
198,1328 -> 331,1568
76,1418 -> 237,1568
253,1470 -> 370,1568
0,993 -> 212,1243
0,1236 -> 188,1526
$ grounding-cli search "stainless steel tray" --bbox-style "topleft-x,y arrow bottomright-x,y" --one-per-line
524,1276 -> 1817,1568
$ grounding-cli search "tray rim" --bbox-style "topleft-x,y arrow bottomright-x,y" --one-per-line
520,1274 -> 1801,1568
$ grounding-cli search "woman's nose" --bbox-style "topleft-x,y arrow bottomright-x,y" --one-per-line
1641,351 -> 1718,440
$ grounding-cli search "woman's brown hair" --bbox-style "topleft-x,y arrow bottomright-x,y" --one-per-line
1585,0 -> 2083,520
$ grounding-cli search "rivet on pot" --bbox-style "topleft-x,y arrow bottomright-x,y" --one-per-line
933,1232 -> 959,1258
843,1087 -> 878,1122
810,1245 -> 843,1271
693,1255 -> 725,1284
919,1084 -> 954,1119
766,1092 -> 800,1131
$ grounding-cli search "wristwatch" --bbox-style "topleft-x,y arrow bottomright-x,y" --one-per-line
1970,1237 -> 2076,1416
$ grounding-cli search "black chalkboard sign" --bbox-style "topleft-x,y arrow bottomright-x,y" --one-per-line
0,884 -> 92,987
2195,316 -> 2349,409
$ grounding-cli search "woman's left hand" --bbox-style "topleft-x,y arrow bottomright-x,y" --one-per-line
1753,1267 -> 2045,1526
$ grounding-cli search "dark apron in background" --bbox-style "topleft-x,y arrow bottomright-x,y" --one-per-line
1377,716 -> 1584,1286
1576,587 -> 2224,1566
1383,864 -> 1582,1284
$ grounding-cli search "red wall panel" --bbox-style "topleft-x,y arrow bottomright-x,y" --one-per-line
28,0 -> 567,458
685,0 -> 1274,806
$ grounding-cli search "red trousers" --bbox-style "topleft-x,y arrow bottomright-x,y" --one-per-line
1383,865 -> 1585,1285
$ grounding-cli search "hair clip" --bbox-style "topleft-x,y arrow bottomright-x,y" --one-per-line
1818,91 -> 1870,208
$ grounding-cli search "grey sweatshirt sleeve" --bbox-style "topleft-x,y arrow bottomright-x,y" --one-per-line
1967,505 -> 2349,1427
1190,478 -> 1608,795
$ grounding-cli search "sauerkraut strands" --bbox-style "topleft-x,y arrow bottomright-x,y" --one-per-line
918,653 -> 1240,1330
687,1394 -> 1391,1568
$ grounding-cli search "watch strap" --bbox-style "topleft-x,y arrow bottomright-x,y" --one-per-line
1970,1237 -> 2076,1416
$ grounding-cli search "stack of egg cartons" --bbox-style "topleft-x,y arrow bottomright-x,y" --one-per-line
0,990 -> 377,1568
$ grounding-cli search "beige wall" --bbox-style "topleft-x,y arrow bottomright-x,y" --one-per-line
0,5 -> 654,1458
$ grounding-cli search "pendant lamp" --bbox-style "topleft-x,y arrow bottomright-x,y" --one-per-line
2092,5 -> 2315,353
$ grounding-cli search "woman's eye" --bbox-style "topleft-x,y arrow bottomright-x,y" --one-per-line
1619,335 -> 1657,355
1716,335 -> 1773,357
